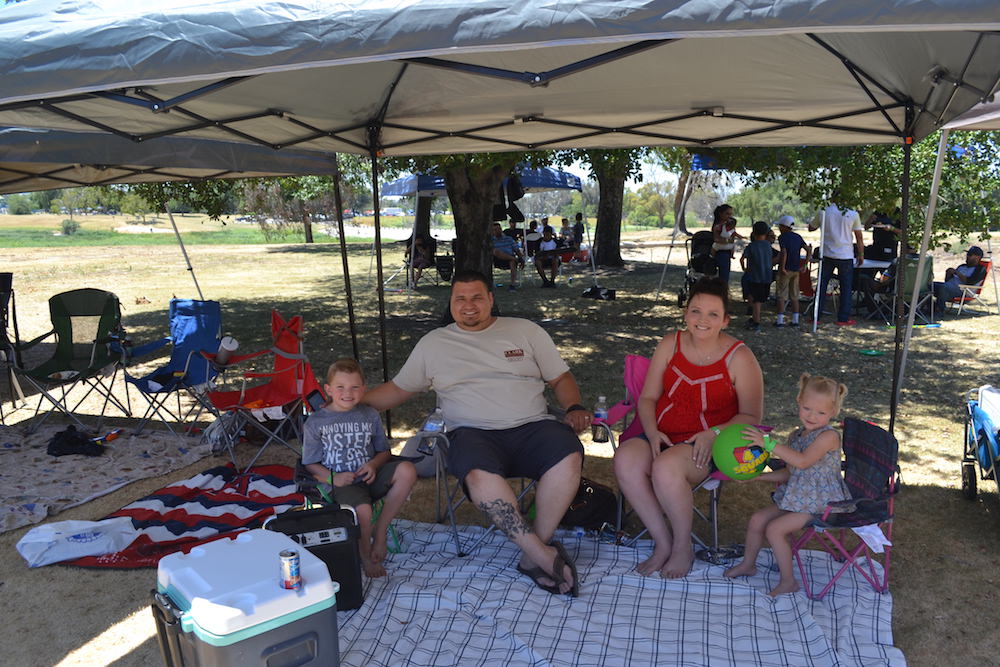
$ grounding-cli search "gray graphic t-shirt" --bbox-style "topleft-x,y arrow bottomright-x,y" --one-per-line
301,405 -> 388,473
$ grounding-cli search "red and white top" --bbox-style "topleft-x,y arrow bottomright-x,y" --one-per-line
654,331 -> 743,445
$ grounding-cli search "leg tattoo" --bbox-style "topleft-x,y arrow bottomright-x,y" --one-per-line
477,499 -> 531,540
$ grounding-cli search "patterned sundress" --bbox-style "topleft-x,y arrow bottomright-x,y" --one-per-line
772,425 -> 851,514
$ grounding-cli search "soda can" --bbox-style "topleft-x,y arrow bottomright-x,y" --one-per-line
279,549 -> 302,590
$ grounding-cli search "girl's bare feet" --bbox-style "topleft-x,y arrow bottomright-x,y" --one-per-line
636,545 -> 672,576
660,547 -> 694,579
768,578 -> 800,597
723,561 -> 757,578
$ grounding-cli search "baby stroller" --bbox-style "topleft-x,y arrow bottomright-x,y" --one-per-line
677,230 -> 718,307
962,385 -> 1000,504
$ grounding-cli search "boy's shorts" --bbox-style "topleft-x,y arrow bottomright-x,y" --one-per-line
325,458 -> 404,509
775,271 -> 799,301
536,256 -> 559,269
447,419 -> 583,484
747,281 -> 771,304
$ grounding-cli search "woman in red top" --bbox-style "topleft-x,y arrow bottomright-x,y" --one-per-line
614,277 -> 763,578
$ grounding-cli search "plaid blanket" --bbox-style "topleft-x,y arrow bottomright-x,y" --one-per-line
339,521 -> 904,666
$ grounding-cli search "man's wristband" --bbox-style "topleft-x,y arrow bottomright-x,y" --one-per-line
565,404 -> 586,414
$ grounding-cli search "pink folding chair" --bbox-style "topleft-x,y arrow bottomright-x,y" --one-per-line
792,417 -> 899,600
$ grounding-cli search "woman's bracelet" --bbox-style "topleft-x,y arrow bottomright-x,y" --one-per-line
710,426 -> 722,436
565,404 -> 586,413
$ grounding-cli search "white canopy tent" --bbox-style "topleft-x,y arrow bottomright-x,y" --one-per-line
3,0 -> 1000,429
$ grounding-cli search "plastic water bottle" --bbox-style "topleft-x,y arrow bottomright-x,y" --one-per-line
419,408 -> 446,455
592,396 -> 609,442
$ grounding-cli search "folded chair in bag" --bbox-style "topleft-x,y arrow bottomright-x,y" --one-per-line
791,417 -> 900,601
593,354 -> 743,564
125,299 -> 223,437
14,288 -> 130,433
206,311 -> 323,471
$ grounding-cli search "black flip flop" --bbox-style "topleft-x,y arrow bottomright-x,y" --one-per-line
517,561 -> 565,595
550,540 -> 580,597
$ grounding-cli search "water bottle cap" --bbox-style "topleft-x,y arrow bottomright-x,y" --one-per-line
598,395 -> 606,401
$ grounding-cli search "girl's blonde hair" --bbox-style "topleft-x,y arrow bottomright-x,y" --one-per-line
797,373 -> 848,416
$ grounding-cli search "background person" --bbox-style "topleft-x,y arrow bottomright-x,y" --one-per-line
711,204 -> 740,283
809,198 -> 864,326
613,276 -> 764,579
363,270 -> 591,596
775,215 -> 810,327
934,245 -> 987,312
491,222 -> 525,290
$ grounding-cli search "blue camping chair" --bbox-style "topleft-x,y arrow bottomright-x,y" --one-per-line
125,299 -> 223,437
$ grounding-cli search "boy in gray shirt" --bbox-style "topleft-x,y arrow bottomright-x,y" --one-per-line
302,358 -> 416,578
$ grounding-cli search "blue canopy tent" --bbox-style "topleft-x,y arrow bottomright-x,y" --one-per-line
382,167 -> 582,197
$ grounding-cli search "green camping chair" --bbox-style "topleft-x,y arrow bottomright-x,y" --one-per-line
14,288 -> 131,433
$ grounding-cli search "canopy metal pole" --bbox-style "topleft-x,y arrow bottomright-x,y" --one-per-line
811,210 -> 825,333
368,146 -> 391,434
891,130 -> 944,432
165,205 -> 204,301
656,174 -> 692,301
331,153 -> 359,360
585,219 -> 599,286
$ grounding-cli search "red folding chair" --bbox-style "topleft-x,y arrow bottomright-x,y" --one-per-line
791,417 -> 900,600
206,311 -> 323,471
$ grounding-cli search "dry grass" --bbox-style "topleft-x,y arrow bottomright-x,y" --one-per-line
1,226 -> 999,666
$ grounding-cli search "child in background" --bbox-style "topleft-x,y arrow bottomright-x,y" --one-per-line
774,216 -> 810,327
302,358 -> 417,578
741,220 -> 775,332
724,374 -> 851,596
535,226 -> 561,287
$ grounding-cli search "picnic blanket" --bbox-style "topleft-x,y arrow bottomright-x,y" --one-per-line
339,521 -> 905,667
0,425 -> 210,533
69,463 -> 302,568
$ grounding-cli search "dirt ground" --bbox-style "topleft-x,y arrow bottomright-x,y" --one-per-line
1,235 -> 999,666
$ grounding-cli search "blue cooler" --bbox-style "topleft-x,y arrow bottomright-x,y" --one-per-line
152,529 -> 340,667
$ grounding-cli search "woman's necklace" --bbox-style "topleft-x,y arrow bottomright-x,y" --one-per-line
686,333 -> 718,363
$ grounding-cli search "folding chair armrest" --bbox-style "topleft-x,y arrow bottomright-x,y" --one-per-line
128,336 -> 171,360
14,329 -> 55,351
201,347 -> 269,368
243,364 -> 298,380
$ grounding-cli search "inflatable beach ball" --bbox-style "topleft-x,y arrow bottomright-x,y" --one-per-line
711,423 -> 771,480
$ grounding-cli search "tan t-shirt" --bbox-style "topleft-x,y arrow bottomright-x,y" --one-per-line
392,317 -> 570,430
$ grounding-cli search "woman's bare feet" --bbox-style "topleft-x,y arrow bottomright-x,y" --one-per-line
768,578 -> 799,597
660,546 -> 694,579
636,544 -> 672,576
723,560 -> 757,578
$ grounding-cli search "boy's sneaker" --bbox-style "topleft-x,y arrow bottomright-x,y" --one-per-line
788,321 -> 800,327
774,321 -> 785,328
835,319 -> 857,326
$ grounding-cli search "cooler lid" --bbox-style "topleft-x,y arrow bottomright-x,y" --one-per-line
157,529 -> 337,637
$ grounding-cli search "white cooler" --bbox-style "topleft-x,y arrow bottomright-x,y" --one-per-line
152,529 -> 340,667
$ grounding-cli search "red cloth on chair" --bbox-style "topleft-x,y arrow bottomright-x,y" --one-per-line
208,310 -> 322,412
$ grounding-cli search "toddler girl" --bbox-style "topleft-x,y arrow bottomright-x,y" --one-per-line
724,373 -> 850,596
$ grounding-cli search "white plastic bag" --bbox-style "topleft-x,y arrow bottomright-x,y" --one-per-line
15,517 -> 139,567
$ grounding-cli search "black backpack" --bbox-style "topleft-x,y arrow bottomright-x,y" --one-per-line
559,478 -> 617,530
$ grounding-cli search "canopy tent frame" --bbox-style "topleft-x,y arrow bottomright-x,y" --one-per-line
5,0 -> 1000,435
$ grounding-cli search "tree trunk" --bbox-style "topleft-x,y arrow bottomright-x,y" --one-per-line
673,169 -> 692,235
443,163 -> 510,285
301,203 -> 315,243
414,195 -> 432,239
594,170 -> 626,267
